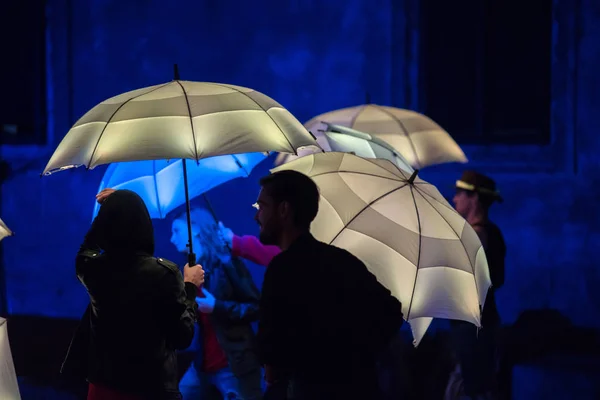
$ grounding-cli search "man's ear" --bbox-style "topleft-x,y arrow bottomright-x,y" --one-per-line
278,201 -> 291,220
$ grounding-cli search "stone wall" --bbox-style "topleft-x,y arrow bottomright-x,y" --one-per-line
1,0 -> 598,330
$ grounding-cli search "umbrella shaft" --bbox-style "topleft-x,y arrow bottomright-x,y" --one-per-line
182,159 -> 195,264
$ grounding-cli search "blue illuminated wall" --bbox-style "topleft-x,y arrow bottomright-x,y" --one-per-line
1,0 -> 599,332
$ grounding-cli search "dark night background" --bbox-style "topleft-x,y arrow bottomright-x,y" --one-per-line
1,0 -> 599,398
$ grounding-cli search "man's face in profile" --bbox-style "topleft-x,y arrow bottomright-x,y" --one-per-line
254,187 -> 282,245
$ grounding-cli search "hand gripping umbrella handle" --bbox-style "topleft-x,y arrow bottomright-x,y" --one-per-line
187,251 -> 196,268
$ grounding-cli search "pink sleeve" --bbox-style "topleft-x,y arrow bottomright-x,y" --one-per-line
231,235 -> 281,267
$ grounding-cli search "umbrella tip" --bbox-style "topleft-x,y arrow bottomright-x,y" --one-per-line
173,64 -> 180,80
408,169 -> 419,184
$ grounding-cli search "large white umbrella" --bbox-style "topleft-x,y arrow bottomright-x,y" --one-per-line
43,83 -> 318,174
275,123 -> 414,173
42,66 -> 320,264
301,104 -> 468,169
0,218 -> 13,242
272,152 -> 490,345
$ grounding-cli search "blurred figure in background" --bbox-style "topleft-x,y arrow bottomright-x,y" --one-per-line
217,221 -> 279,267
445,171 -> 506,400
171,208 -> 262,400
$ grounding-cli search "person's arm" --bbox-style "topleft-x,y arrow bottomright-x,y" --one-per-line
491,252 -> 505,289
157,259 -> 199,350
231,235 -> 281,267
212,258 -> 261,323
75,189 -> 115,271
78,217 -> 102,254
473,225 -> 505,289
75,218 -> 103,280
489,232 -> 506,290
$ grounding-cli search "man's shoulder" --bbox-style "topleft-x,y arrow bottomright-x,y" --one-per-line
319,241 -> 363,262
267,250 -> 289,269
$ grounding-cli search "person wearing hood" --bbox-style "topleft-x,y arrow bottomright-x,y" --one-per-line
63,189 -> 205,400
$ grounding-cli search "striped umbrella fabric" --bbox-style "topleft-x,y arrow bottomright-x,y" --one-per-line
272,152 -> 490,345
0,218 -> 13,242
303,104 -> 468,169
0,318 -> 21,399
274,123 -> 415,174
42,81 -> 320,175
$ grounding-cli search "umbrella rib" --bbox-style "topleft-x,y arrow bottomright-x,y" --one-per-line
349,104 -> 367,128
174,81 -> 199,161
375,105 -> 422,169
212,83 -> 296,154
152,161 -> 162,219
360,155 -> 414,179
231,154 -> 250,176
328,182 -> 409,245
86,82 -> 172,169
412,183 -> 459,213
309,170 -> 405,182
405,184 -> 423,321
412,187 -> 481,301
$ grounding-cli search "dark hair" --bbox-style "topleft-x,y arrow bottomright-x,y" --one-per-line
259,170 -> 319,230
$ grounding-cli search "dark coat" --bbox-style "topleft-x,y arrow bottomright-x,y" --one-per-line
62,190 -> 198,399
450,218 -> 506,396
259,233 -> 404,399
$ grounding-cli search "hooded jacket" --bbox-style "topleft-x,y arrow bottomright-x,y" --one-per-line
67,190 -> 198,399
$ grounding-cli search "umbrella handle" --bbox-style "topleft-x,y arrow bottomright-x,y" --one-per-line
187,251 -> 196,267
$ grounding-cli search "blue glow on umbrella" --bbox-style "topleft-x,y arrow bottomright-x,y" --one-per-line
92,153 -> 268,220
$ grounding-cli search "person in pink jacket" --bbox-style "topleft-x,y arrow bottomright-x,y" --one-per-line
217,222 -> 280,267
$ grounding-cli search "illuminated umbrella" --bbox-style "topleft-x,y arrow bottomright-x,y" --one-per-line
274,123 -> 414,173
272,152 -> 490,345
0,318 -> 21,399
92,152 -> 268,220
42,65 -> 320,264
0,218 -> 13,242
294,104 -> 468,169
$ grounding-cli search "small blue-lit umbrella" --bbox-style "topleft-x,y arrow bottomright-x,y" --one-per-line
92,152 -> 268,220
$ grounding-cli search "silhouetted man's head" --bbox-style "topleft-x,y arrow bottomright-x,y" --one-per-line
254,170 -> 319,246
452,170 -> 502,218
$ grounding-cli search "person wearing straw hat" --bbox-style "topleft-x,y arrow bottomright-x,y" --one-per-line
445,171 -> 507,400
